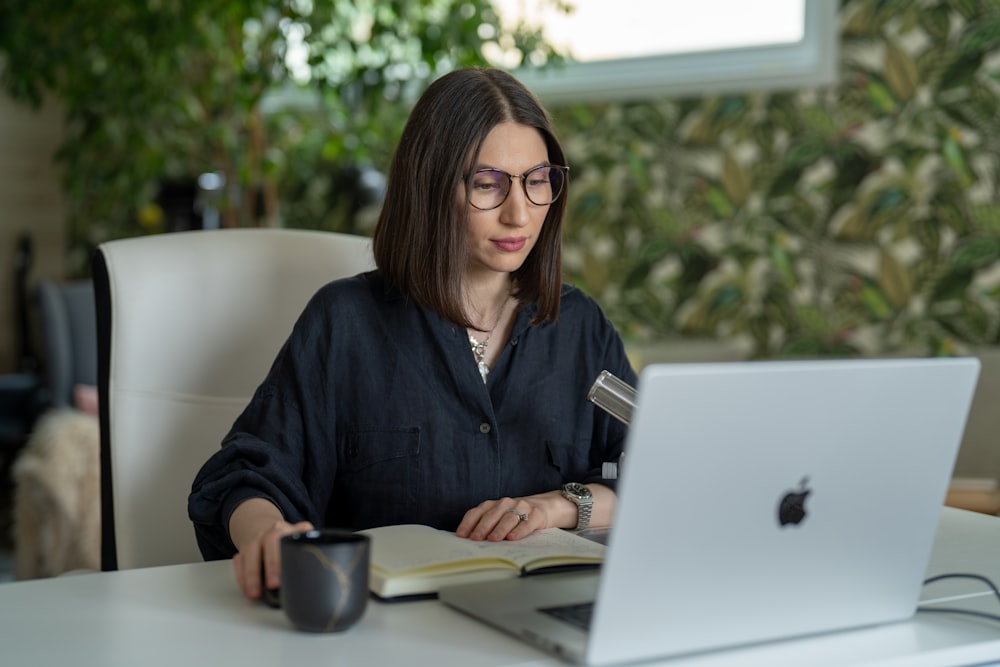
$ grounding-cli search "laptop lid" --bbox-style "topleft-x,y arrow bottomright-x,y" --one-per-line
440,357 -> 981,666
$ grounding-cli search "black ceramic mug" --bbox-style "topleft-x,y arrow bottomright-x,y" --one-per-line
280,529 -> 371,633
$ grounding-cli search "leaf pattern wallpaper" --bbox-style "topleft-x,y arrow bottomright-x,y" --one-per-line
553,0 -> 1000,359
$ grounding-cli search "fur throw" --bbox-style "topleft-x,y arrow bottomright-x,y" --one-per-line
12,409 -> 100,579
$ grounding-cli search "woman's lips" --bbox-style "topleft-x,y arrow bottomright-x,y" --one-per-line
493,237 -> 527,252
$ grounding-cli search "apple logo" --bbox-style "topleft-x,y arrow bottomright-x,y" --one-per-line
777,476 -> 811,527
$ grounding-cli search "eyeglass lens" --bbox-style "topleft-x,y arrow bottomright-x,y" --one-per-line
469,165 -> 567,210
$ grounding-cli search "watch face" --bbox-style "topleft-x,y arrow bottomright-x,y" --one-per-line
565,482 -> 592,499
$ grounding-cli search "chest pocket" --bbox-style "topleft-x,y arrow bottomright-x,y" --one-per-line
544,439 -> 593,483
337,427 -> 420,526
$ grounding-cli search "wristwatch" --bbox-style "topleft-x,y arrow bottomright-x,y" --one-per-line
562,482 -> 594,531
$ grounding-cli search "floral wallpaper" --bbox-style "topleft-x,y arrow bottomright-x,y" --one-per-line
553,0 -> 1000,359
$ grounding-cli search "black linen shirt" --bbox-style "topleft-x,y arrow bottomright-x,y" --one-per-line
188,271 -> 636,560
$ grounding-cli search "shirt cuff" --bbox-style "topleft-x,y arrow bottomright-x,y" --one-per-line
221,487 -> 283,550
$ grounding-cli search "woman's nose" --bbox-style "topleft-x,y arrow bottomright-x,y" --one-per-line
499,178 -> 531,226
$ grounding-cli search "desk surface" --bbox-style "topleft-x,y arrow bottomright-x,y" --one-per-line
3,507 -> 1000,667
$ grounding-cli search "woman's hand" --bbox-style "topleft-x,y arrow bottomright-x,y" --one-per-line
456,485 -> 617,542
228,498 -> 314,600
455,490 -> 565,541
456,496 -> 544,542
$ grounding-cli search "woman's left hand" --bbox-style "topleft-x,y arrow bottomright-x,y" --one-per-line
456,484 -> 616,541
456,490 -> 566,541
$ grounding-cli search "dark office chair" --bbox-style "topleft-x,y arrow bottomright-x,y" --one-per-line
36,280 -> 97,410
0,236 -> 44,453
11,280 -> 100,579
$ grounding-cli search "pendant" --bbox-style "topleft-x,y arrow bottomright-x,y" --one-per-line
469,333 -> 490,382
469,334 -> 486,355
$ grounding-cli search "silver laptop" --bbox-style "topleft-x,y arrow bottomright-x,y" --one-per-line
439,358 -> 981,665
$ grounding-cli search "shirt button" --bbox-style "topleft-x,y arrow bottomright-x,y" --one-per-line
479,422 -> 491,434
510,336 -> 518,346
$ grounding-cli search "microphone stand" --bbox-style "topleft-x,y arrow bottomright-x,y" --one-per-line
587,370 -> 637,479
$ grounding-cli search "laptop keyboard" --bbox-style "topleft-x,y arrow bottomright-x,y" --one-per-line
539,602 -> 594,631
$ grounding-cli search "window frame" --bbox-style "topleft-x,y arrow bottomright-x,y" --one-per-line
511,0 -> 839,104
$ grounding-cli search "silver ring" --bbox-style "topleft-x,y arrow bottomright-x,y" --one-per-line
507,509 -> 529,522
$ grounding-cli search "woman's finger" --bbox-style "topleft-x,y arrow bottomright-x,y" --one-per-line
505,504 -> 547,541
262,520 -> 315,590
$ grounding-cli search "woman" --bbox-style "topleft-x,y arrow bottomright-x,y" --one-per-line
188,67 -> 637,601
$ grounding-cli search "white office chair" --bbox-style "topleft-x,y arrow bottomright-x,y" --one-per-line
93,228 -> 375,570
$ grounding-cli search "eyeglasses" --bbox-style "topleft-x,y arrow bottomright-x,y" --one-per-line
466,165 -> 569,211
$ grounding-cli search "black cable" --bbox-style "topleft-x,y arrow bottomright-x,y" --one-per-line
917,573 -> 1000,624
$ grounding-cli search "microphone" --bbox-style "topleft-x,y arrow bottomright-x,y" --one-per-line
587,371 -> 637,479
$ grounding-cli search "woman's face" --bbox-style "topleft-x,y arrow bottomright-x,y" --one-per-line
462,122 -> 551,279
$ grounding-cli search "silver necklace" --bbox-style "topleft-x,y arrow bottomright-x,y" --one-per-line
468,297 -> 509,383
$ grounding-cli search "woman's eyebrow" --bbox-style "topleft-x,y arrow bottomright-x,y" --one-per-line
471,161 -> 550,172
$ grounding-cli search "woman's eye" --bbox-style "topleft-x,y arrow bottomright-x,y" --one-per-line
525,168 -> 551,188
473,179 -> 501,191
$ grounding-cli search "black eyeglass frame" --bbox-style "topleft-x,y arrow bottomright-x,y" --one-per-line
465,165 -> 570,211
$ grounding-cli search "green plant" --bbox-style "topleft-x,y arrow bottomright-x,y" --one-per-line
556,0 -> 1000,358
0,0 -> 565,274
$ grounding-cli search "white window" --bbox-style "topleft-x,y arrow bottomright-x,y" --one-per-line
497,0 -> 839,103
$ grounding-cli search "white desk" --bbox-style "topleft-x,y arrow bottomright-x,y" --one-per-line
3,508 -> 999,667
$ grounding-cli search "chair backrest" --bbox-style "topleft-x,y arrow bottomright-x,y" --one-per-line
93,228 -> 375,571
37,280 -> 97,409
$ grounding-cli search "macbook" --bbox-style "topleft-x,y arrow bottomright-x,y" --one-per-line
438,358 -> 981,665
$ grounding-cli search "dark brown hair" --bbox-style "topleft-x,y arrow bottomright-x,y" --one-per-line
372,67 -> 567,327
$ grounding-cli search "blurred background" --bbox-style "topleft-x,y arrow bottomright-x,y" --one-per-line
2,0 -> 1000,576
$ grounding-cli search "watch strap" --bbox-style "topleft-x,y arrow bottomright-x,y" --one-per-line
575,498 -> 593,531
563,483 -> 594,531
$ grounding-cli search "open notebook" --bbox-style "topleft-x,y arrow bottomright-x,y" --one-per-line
439,357 -> 981,665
